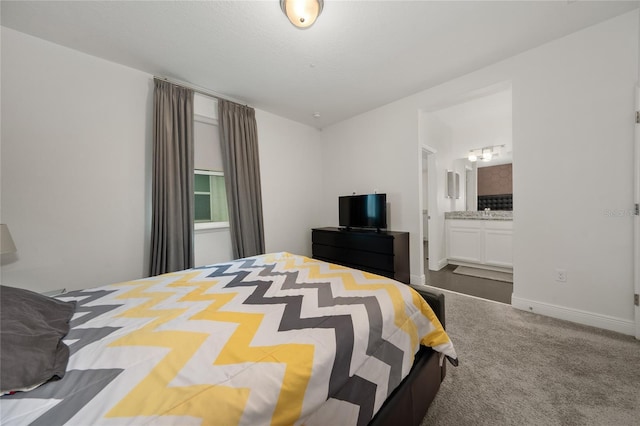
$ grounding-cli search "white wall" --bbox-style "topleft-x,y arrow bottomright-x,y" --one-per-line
321,106 -> 423,281
256,110 -> 324,256
432,88 -> 513,162
320,10 -> 639,335
511,10 -> 637,334
1,27 -> 152,292
0,27 -> 324,293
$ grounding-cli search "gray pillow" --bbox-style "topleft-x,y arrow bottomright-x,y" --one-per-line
1,285 -> 76,395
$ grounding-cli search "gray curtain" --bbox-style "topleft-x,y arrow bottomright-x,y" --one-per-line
149,79 -> 195,276
218,99 -> 265,259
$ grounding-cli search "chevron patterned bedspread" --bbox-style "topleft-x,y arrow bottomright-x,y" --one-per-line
1,252 -> 456,426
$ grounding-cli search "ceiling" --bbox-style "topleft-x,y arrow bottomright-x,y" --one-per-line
2,1 -> 638,129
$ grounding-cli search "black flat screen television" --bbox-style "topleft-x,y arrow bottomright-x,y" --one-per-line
339,193 -> 387,230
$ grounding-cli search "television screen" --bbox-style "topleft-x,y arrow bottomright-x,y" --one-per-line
339,194 -> 387,230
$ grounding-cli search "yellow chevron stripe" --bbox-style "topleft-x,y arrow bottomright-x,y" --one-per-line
106,273 -> 252,425
192,298 -> 315,425
108,329 -> 249,424
409,290 -> 452,347
107,269 -> 314,425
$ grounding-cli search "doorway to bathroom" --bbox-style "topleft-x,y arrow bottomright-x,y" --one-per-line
419,83 -> 513,304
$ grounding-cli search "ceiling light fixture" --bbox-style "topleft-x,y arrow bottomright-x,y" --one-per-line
280,0 -> 324,29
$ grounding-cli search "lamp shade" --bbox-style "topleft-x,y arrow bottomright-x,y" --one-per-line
0,224 -> 17,254
280,0 -> 323,29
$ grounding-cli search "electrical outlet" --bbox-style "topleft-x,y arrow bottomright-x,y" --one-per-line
555,269 -> 567,282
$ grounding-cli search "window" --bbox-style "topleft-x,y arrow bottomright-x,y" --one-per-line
194,169 -> 229,229
193,98 -> 228,232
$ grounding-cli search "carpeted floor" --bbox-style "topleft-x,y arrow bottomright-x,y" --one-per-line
421,288 -> 640,426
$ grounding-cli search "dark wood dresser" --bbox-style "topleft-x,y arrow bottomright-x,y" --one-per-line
311,227 -> 410,284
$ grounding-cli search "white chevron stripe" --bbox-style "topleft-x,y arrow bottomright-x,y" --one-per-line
0,252 -> 456,426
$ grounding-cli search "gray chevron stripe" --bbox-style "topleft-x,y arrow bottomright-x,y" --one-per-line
279,268 -> 405,391
62,289 -> 117,305
275,268 -> 405,425
225,274 -> 376,425
255,264 -> 405,391
66,327 -> 121,355
61,289 -> 122,329
217,262 -> 405,426
60,289 -> 124,355
3,368 -> 123,426
70,304 -> 123,329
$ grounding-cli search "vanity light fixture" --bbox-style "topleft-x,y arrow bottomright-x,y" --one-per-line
280,0 -> 324,29
467,144 -> 505,162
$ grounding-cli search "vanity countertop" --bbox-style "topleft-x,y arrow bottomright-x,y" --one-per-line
445,211 -> 513,221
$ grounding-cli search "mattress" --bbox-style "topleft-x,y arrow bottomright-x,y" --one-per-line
0,252 -> 456,425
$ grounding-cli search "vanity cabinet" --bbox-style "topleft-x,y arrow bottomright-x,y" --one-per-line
446,219 -> 512,271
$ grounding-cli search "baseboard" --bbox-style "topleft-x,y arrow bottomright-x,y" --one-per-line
427,258 -> 448,272
512,296 -> 635,336
411,274 -> 426,286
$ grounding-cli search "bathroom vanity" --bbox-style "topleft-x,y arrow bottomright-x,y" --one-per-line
445,211 -> 513,272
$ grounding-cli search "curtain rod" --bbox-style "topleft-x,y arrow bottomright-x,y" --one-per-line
153,76 -> 249,107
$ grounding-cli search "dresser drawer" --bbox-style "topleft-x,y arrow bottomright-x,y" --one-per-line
311,227 -> 409,284
312,244 -> 394,272
312,229 -> 394,255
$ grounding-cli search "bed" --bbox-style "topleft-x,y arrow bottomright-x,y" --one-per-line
1,252 -> 457,425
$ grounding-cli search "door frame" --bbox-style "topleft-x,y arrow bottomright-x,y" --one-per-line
421,145 -> 438,274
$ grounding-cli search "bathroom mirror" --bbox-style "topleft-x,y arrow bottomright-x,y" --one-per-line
446,170 -> 462,200
454,158 -> 513,211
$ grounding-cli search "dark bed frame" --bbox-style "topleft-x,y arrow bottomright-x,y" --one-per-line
369,286 -> 447,426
